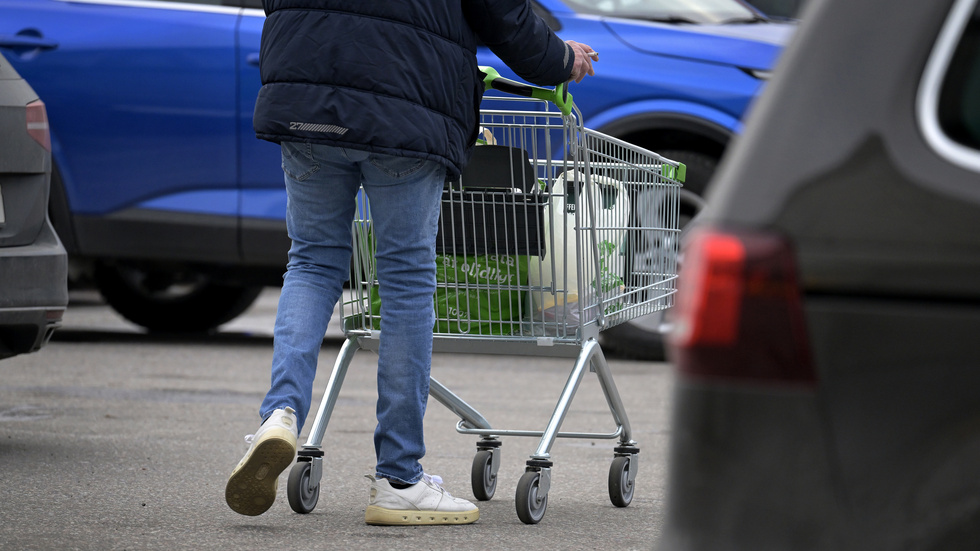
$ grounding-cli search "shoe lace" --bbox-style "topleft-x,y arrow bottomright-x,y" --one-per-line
364,472 -> 451,495
244,434 -> 254,446
422,473 -> 451,496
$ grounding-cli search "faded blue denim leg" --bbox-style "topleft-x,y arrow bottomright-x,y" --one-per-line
260,142 -> 359,432
360,152 -> 443,485
260,142 -> 444,486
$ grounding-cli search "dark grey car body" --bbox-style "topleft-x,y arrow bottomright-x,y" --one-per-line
659,0 -> 980,549
0,53 -> 67,360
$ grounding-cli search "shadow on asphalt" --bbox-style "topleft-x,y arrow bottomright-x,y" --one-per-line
51,329 -> 277,346
50,329 -> 353,349
57,290 -> 655,361
51,288 -> 356,348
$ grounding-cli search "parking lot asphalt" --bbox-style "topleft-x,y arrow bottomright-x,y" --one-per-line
0,289 -> 674,550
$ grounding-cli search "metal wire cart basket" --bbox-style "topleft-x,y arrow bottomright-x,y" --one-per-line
286,68 -> 686,524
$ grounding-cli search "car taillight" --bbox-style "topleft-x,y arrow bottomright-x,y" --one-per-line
668,227 -> 816,385
26,99 -> 51,152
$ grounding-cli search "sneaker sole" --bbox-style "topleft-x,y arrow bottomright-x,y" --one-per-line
364,505 -> 479,526
225,429 -> 296,516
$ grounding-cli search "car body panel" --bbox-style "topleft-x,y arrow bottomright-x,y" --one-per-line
1,0 -> 241,217
0,221 -> 68,309
808,297 -> 980,548
662,380 -> 844,549
587,98 -> 745,138
237,9 -> 282,195
604,18 -> 792,67
0,80 -> 48,248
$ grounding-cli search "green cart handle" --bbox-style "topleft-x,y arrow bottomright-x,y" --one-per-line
479,66 -> 573,117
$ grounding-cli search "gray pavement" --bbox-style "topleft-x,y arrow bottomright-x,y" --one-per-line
0,289 -> 675,550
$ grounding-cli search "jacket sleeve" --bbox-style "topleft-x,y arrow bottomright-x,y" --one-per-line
463,0 -> 574,86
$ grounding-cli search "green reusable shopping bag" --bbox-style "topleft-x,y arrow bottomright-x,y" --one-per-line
366,144 -> 543,335
367,252 -> 528,336
432,252 -> 528,335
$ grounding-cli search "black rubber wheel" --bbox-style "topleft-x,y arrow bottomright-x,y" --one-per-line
287,461 -> 320,514
471,449 -> 497,501
93,263 -> 263,333
608,455 -> 635,507
599,149 -> 715,361
515,470 -> 548,524
655,149 -> 717,211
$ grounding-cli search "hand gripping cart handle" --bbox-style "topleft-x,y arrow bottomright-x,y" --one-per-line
285,68 -> 685,524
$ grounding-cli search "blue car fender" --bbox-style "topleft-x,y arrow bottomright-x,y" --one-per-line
587,98 -> 742,145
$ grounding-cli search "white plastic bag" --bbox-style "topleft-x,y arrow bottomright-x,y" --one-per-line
528,169 -> 631,326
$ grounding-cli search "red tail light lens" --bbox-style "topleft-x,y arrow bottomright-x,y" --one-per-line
668,227 -> 816,385
26,99 -> 51,152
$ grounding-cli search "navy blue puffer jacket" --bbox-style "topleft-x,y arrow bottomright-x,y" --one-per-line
253,0 -> 574,176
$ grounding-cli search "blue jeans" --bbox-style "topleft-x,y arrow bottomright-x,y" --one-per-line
260,142 -> 445,485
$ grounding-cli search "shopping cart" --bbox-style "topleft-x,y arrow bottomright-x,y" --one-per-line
285,67 -> 685,524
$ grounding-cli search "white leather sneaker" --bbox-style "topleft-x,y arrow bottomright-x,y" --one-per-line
365,473 -> 479,525
225,407 -> 298,516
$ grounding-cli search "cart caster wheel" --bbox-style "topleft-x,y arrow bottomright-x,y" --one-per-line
287,460 -> 320,514
471,449 -> 497,501
608,455 -> 635,508
515,470 -> 548,524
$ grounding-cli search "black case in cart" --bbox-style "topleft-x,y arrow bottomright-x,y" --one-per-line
436,145 -> 547,257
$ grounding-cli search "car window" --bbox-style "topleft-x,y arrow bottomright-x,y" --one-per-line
166,0 -> 260,6
744,0 -> 806,19
224,0 -> 263,7
165,0 -> 223,4
939,1 -> 980,150
54,0 -> 247,11
918,0 -> 980,172
559,0 -> 760,23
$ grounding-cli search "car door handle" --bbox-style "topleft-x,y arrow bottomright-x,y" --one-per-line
246,53 -> 260,67
0,34 -> 59,51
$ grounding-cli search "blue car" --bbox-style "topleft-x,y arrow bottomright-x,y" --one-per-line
0,0 -> 793,349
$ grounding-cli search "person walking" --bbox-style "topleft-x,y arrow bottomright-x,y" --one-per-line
225,0 -> 597,525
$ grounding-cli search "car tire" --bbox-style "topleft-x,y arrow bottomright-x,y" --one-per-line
598,149 -> 715,361
93,263 -> 264,333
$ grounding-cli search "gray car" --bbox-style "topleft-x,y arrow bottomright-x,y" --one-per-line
0,53 -> 67,360
658,0 -> 980,549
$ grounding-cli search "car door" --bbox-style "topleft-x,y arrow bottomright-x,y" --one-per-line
0,0 -> 241,261
233,0 -> 292,265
